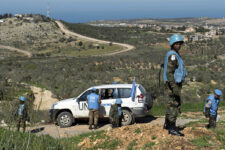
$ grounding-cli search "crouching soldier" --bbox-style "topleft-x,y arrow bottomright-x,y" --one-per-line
204,89 -> 222,128
16,96 -> 28,132
87,88 -> 101,130
109,98 -> 122,128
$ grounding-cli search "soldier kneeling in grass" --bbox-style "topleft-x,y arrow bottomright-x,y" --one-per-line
16,96 -> 28,132
109,98 -> 122,128
204,89 -> 222,128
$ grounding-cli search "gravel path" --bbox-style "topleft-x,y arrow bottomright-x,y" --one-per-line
55,21 -> 135,56
26,116 -> 200,138
0,44 -> 32,57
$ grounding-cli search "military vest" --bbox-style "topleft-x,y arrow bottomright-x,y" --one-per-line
163,50 -> 187,83
87,93 -> 99,110
204,94 -> 220,116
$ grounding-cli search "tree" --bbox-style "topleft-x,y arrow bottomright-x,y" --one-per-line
3,13 -> 8,18
78,41 -> 83,47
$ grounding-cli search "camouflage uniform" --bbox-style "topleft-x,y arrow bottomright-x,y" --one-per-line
109,104 -> 122,127
16,103 -> 28,132
165,53 -> 182,124
204,106 -> 217,128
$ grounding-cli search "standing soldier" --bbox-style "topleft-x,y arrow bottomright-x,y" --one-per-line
204,89 -> 222,128
109,98 -> 123,128
87,88 -> 101,130
163,34 -> 187,136
16,96 -> 28,133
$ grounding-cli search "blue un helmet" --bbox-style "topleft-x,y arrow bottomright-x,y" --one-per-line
19,96 -> 26,101
115,98 -> 122,105
169,34 -> 184,46
215,89 -> 222,96
91,88 -> 97,92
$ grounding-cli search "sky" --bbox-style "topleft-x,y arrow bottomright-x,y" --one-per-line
1,0 -> 225,23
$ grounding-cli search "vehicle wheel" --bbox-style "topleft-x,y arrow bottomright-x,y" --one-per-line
122,109 -> 133,126
57,111 -> 74,128
147,92 -> 153,109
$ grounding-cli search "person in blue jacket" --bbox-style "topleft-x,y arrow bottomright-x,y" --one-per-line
16,96 -> 28,132
204,89 -> 222,128
163,34 -> 187,136
87,88 -> 101,130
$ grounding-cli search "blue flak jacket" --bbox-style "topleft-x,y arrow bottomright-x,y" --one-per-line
18,104 -> 24,116
204,94 -> 220,116
118,107 -> 122,116
87,93 -> 99,110
163,50 -> 187,83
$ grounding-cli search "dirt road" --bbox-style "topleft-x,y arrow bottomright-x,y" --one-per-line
55,21 -> 135,56
27,116 -> 198,138
0,44 -> 32,57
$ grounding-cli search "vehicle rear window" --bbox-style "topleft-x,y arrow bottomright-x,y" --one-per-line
118,88 -> 131,98
138,85 -> 146,94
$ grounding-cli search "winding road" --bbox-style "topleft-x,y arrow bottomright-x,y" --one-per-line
0,45 -> 32,57
55,21 -> 135,56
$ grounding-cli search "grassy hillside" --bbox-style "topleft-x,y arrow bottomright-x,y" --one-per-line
0,17 -> 224,118
0,14 -> 121,57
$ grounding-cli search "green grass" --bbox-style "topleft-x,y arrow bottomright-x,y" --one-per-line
189,135 -> 213,148
127,139 -> 137,150
214,129 -> 225,148
135,128 -> 141,134
0,128 -> 113,150
185,119 -> 225,149
150,101 -> 225,116
143,142 -> 155,149
0,127 -> 69,150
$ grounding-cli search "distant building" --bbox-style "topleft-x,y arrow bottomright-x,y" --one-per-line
185,27 -> 195,33
182,35 -> 188,42
25,17 -> 34,21
14,14 -> 23,18
205,30 -> 216,37
191,35 -> 199,42
119,23 -> 127,26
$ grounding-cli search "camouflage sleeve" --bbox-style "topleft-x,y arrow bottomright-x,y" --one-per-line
204,99 -> 212,118
109,105 -> 114,118
167,55 -> 178,73
166,55 -> 179,82
23,104 -> 29,120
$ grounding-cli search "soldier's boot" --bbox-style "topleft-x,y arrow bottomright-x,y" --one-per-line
205,124 -> 210,129
89,125 -> 93,130
168,122 -> 184,137
163,117 -> 169,130
171,122 -> 184,131
94,125 -> 98,130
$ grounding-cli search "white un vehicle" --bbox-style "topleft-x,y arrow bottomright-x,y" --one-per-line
50,84 -> 152,128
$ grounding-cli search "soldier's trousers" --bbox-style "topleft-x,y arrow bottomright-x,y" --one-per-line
209,115 -> 216,128
111,116 -> 122,127
89,110 -> 99,126
16,115 -> 26,132
165,81 -> 182,123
